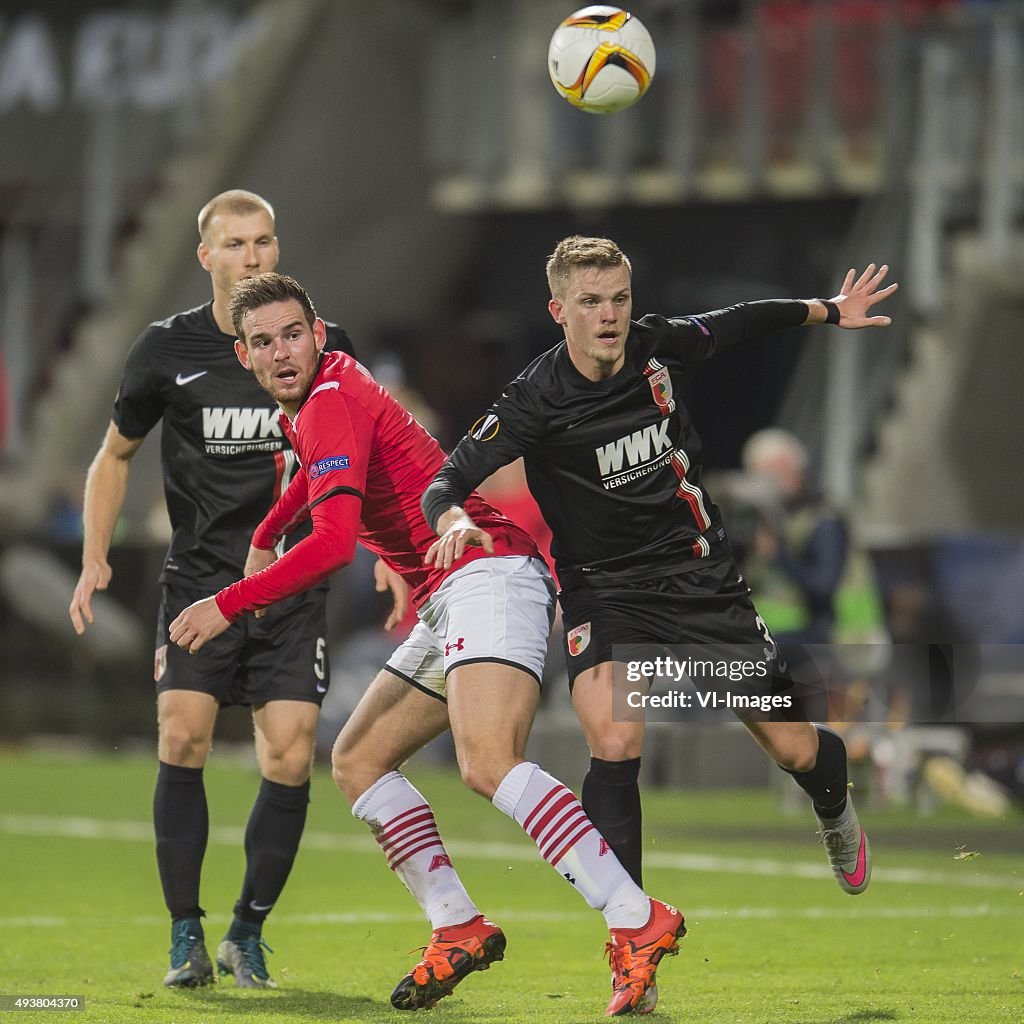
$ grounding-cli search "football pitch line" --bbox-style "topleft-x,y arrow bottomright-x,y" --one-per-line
2,812 -> 1019,891
0,904 -> 1020,930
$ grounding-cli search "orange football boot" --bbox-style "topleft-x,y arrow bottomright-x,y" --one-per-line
604,899 -> 685,1016
390,915 -> 505,1010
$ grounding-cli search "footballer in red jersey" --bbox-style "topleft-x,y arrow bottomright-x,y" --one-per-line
212,344 -> 540,620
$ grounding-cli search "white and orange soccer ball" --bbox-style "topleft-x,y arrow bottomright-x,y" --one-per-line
547,6 -> 656,114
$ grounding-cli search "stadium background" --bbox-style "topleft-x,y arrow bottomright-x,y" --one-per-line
0,6 -> 1021,1016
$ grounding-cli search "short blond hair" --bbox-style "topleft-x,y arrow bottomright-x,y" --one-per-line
545,235 -> 632,297
197,189 -> 275,243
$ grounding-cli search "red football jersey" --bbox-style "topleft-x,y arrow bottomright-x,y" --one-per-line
216,351 -> 538,620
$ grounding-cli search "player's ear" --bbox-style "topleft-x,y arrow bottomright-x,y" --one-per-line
197,241 -> 211,272
313,317 -> 327,354
234,338 -> 251,370
548,297 -> 566,325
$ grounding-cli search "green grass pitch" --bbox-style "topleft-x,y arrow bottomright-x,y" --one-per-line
1,747 -> 1022,1022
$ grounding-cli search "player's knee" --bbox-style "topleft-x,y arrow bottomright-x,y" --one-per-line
330,742 -> 352,792
158,723 -> 211,765
331,738 -> 368,803
457,757 -> 502,801
265,752 -> 313,787
776,744 -> 817,773
587,732 -> 643,763
260,740 -> 314,786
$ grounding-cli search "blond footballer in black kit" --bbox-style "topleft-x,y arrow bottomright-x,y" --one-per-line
68,190 -> 381,990
424,239 -> 896,1009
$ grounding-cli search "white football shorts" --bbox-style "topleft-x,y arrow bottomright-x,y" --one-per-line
384,555 -> 555,701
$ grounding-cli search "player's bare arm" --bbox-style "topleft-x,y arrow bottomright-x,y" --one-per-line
374,558 -> 409,632
802,264 -> 898,329
243,543 -> 278,578
243,543 -> 278,618
168,597 -> 231,655
69,423 -> 144,634
424,507 -> 495,570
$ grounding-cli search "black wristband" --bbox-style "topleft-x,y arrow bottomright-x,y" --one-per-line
822,300 -> 841,325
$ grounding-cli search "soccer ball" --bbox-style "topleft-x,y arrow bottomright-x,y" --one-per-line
548,6 -> 656,114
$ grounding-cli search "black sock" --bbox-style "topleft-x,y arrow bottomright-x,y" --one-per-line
234,778 -> 310,925
581,756 -> 643,887
784,726 -> 849,818
225,915 -> 261,942
153,761 -> 208,921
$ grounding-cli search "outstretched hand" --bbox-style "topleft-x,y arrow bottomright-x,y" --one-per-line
69,558 -> 112,635
830,264 -> 898,328
374,558 -> 409,632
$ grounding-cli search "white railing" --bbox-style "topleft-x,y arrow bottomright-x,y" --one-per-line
425,0 -> 940,209
777,3 -> 1023,505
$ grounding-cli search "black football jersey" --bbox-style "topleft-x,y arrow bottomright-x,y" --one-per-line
425,300 -> 808,584
112,302 -> 354,588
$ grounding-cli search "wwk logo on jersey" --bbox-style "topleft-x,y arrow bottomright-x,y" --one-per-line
595,420 -> 674,489
309,455 -> 351,478
202,406 -> 283,455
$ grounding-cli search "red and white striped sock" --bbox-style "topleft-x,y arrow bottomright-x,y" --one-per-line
352,771 -> 478,928
492,761 -> 650,928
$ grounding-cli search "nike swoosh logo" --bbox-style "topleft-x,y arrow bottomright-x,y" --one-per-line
249,901 -> 274,912
175,371 -> 208,386
841,830 -> 868,889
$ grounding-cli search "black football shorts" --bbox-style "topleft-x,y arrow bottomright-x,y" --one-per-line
558,553 -> 804,715
154,582 -> 330,707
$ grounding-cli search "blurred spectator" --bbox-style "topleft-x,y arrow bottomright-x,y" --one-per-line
739,428 -> 848,646
721,428 -> 891,742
